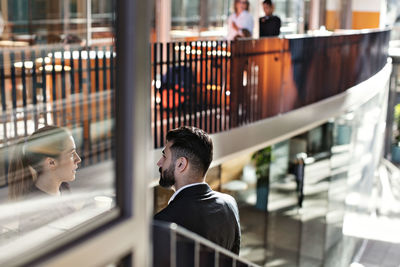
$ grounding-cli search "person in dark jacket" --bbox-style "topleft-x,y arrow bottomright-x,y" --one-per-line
259,0 -> 281,37
154,126 -> 241,254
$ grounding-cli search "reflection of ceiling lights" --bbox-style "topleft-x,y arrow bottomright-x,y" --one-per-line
173,46 -> 230,56
15,59 -> 72,72
48,50 -> 115,60
38,65 -> 72,72
14,61 -> 33,68
206,85 -> 221,91
35,57 -> 51,64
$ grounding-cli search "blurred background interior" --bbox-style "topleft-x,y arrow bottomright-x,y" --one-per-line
0,0 -> 399,266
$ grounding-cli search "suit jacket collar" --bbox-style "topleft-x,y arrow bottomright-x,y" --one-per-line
169,183 -> 212,204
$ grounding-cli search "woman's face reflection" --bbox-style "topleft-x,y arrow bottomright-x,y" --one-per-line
54,136 -> 81,183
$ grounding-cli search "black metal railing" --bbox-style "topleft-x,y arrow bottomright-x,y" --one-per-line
151,41 -> 231,148
151,29 -> 390,148
0,44 -> 115,187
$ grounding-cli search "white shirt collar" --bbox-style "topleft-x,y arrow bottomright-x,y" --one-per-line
168,182 -> 206,205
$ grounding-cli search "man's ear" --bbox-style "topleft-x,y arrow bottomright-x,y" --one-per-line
176,157 -> 188,172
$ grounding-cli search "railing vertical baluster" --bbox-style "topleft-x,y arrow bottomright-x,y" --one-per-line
86,46 -> 93,165
228,41 -> 232,129
250,50 -> 253,123
194,42 -> 198,128
0,51 -> 6,112
243,42 -> 247,125
78,48 -> 85,165
70,48 -> 76,126
0,51 -> 6,133
110,45 -> 115,159
166,43 -> 170,133
108,46 -> 115,158
249,54 -> 253,124
248,49 -> 252,124
251,56 -> 256,122
159,43 -> 164,146
245,52 -> 250,124
21,51 -> 26,107
214,41 -> 219,132
194,241 -> 200,267
238,42 -> 242,126
204,41 -> 209,132
51,48 -> 57,125
172,42 -> 176,129
95,46 -> 101,162
21,50 -> 28,136
177,42 -> 182,127
70,48 -> 77,135
61,47 -> 67,126
255,55 -> 259,122
31,50 -> 38,131
0,51 -> 8,186
10,52 -> 18,137
200,42 -> 204,130
183,41 -> 188,126
214,41 -> 218,132
223,41 -> 227,131
170,228 -> 177,267
40,49 -> 48,125
110,45 -> 115,114
188,42 -> 193,126
153,43 -> 158,148
218,41 -> 223,132
209,42 -> 214,133
215,251 -> 219,267
102,46 -> 108,159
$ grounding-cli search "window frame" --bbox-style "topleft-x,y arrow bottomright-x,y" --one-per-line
0,0 -> 152,265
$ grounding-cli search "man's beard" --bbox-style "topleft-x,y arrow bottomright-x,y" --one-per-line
159,163 -> 175,188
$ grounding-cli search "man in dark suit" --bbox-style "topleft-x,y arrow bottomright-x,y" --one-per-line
259,0 -> 281,37
154,126 -> 241,254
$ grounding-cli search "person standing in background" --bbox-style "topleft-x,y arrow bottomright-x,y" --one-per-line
259,0 -> 281,37
227,0 -> 254,40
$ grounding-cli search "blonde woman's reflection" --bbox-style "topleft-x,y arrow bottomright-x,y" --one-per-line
8,125 -> 81,199
7,126 -> 81,232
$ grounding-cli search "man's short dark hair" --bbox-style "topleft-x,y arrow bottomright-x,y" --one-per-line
166,126 -> 213,177
263,0 -> 273,6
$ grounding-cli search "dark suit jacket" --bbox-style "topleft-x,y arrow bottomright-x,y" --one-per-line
154,183 -> 241,254
259,15 -> 281,37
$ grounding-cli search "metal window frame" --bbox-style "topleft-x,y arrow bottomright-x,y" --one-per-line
1,0 -> 153,266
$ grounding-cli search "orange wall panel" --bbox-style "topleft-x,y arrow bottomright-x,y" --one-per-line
325,10 -> 340,30
352,11 -> 380,29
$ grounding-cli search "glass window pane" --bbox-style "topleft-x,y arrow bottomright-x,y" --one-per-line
207,0 -> 230,28
171,0 -> 200,29
0,0 -> 116,263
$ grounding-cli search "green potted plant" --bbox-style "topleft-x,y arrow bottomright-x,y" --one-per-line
392,104 -> 400,163
252,146 -> 272,211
